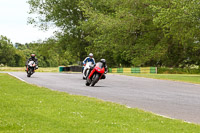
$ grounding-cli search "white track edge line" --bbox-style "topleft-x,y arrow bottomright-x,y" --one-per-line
126,105 -> 192,124
6,72 -> 195,124
8,72 -> 28,83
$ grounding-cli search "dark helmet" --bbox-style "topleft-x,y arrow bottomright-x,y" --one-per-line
31,54 -> 35,59
100,59 -> 106,64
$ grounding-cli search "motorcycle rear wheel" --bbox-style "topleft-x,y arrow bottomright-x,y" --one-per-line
85,82 -> 90,86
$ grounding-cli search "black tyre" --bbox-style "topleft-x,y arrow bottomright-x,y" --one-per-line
85,78 -> 91,86
85,69 -> 89,78
27,73 -> 31,77
86,82 -> 90,86
91,74 -> 99,86
27,69 -> 32,77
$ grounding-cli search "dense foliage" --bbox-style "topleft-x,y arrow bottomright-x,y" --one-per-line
1,0 -> 200,68
0,35 -> 25,67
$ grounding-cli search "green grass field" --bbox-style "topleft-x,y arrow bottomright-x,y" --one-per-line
0,73 -> 200,132
118,73 -> 200,84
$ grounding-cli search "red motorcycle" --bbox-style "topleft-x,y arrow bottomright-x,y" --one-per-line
86,62 -> 105,86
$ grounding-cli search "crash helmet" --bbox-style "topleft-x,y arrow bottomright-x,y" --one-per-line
100,59 -> 106,64
89,53 -> 93,58
31,54 -> 36,59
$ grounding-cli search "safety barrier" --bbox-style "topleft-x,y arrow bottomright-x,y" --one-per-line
59,66 -> 82,72
108,67 -> 157,74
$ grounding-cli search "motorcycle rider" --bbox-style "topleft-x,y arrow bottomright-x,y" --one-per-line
83,53 -> 95,66
25,54 -> 38,71
99,59 -> 108,79
88,59 -> 108,79
86,58 -> 108,86
82,53 -> 95,73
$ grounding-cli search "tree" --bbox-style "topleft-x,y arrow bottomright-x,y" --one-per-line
27,0 -> 200,67
0,35 -> 16,66
27,0 -> 88,62
79,0 -> 167,66
151,0 -> 200,67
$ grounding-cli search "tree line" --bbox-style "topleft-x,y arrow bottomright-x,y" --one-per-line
0,35 -> 77,67
1,0 -> 200,68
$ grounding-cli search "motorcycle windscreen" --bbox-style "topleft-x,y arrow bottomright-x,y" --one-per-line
96,62 -> 104,69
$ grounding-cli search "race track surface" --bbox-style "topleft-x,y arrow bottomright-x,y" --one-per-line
9,72 -> 200,124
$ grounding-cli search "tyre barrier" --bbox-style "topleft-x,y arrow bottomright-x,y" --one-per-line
59,66 -> 82,72
108,67 -> 157,74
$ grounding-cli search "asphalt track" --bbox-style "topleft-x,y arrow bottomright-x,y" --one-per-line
8,72 -> 200,124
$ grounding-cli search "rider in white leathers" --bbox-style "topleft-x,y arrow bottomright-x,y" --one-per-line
82,53 -> 95,79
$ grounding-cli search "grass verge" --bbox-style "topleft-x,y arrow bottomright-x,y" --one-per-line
0,73 -> 200,132
117,73 -> 200,84
0,67 -> 58,72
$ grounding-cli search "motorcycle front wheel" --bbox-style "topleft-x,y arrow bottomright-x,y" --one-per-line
27,68 -> 33,77
27,72 -> 31,77
91,73 -> 99,86
85,78 -> 91,86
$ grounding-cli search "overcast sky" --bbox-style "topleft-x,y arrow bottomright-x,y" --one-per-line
0,0 -> 55,44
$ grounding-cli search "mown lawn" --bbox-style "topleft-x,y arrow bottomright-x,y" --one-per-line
119,73 -> 200,84
0,73 -> 200,133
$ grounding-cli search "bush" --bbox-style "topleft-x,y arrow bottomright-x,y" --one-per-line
158,67 -> 200,74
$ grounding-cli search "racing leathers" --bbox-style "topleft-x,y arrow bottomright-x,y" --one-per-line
83,57 -> 95,65
25,57 -> 38,70
82,57 -> 95,73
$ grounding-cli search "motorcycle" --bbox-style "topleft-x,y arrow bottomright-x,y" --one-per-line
26,61 -> 36,77
86,62 -> 106,86
83,62 -> 93,79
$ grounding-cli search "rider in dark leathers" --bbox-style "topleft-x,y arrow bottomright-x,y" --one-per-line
25,54 -> 38,71
99,59 -> 108,79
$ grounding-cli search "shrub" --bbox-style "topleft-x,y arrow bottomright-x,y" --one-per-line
158,67 -> 200,74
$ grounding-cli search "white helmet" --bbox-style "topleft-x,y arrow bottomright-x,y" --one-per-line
89,53 -> 93,57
